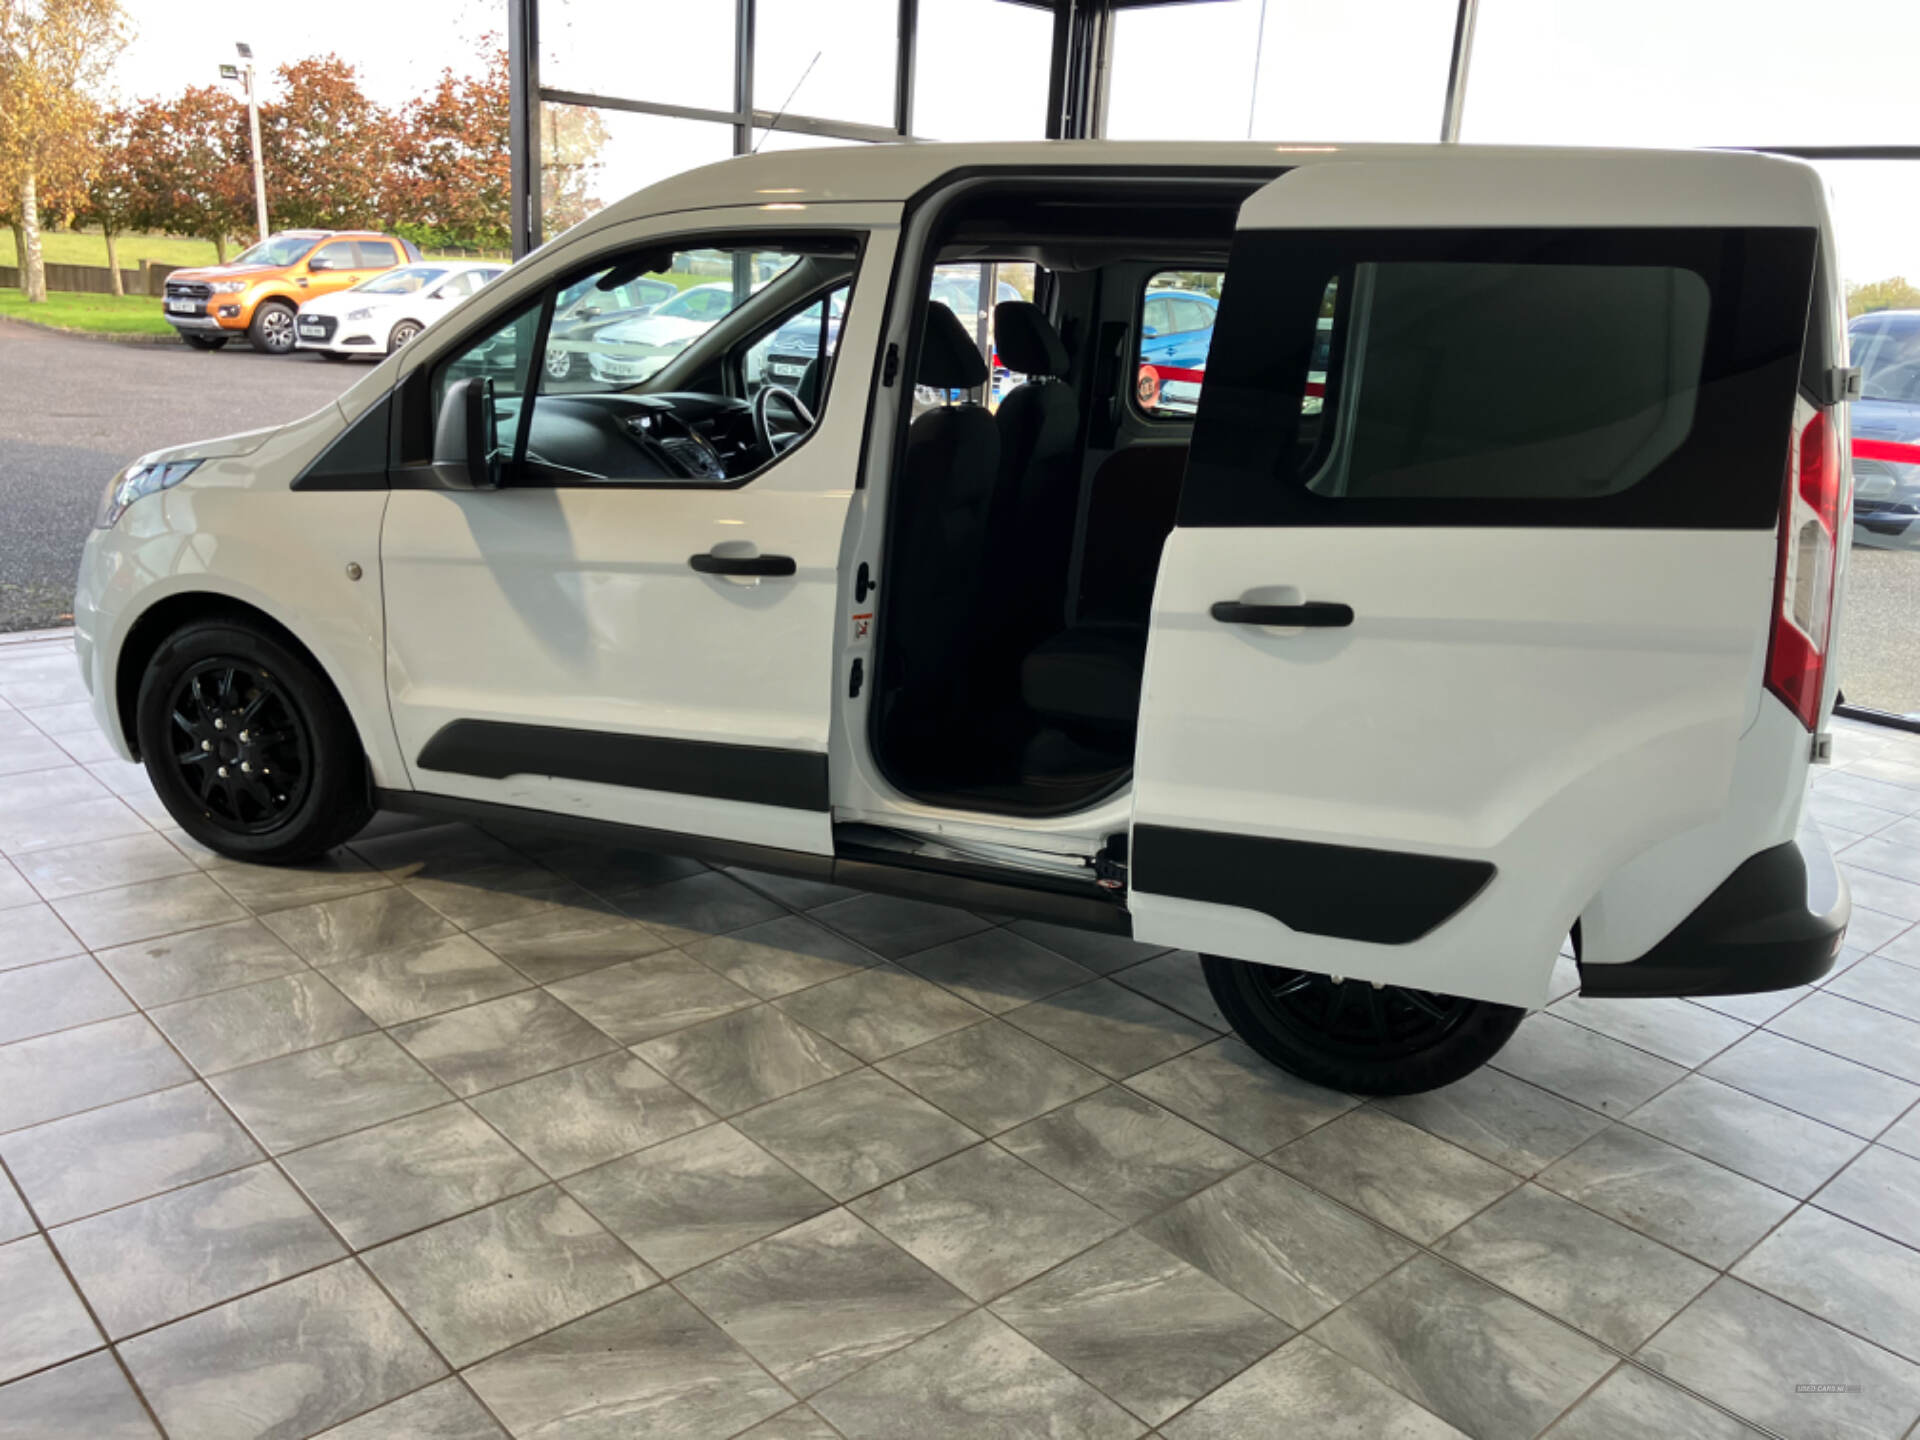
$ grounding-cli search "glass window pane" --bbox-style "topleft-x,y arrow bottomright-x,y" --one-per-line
541,106 -> 735,238
1246,0 -> 1457,142
1105,0 -> 1264,141
913,0 -> 1052,140
755,0 -> 897,129
749,128 -> 865,152
1136,270 -> 1222,418
539,0 -> 736,112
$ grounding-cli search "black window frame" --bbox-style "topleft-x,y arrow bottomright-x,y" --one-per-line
1180,225 -> 1818,530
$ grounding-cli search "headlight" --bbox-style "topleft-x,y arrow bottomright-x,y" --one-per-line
346,307 -> 373,322
208,281 -> 247,294
95,459 -> 202,529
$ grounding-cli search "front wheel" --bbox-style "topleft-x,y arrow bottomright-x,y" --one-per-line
543,346 -> 572,382
387,319 -> 423,354
135,619 -> 373,864
247,301 -> 297,355
1203,956 -> 1525,1095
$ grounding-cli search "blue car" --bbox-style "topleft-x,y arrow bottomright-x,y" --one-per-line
1136,288 -> 1218,412
1850,310 -> 1920,551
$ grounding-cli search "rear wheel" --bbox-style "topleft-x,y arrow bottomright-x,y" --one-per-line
247,300 -> 297,355
544,346 -> 572,382
387,319 -> 423,354
135,619 -> 372,864
1203,956 -> 1525,1095
179,332 -> 229,351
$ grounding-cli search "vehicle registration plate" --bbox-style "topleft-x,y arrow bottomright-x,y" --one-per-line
167,299 -> 198,314
297,321 -> 324,335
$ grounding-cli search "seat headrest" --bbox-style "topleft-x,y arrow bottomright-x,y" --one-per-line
917,301 -> 989,390
993,301 -> 1068,378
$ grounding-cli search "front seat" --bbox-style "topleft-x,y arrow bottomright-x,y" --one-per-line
990,300 -> 1081,648
881,303 -> 1001,764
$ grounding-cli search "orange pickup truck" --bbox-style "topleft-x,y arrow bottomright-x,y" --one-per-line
162,230 -> 421,355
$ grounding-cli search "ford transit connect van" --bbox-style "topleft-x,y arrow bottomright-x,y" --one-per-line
74,142 -> 1854,1094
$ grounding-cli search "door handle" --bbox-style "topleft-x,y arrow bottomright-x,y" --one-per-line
1210,600 -> 1353,627
689,551 -> 796,577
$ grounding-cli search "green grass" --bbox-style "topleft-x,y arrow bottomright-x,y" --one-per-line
0,289 -> 175,336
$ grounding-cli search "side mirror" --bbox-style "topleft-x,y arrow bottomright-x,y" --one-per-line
575,304 -> 601,320
308,256 -> 333,272
432,376 -> 504,491
1140,325 -> 1159,339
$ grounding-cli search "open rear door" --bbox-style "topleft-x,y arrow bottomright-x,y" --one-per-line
1129,149 -> 1826,1008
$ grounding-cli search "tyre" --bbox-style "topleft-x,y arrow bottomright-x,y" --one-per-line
543,345 -> 572,382
387,319 -> 423,354
134,618 -> 373,864
179,332 -> 229,351
1202,956 -> 1525,1095
247,300 -> 297,355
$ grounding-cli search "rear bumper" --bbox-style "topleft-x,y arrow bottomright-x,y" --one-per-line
1577,826 -> 1849,997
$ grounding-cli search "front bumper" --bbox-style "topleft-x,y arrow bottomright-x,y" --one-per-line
166,313 -> 232,332
1577,825 -> 1849,997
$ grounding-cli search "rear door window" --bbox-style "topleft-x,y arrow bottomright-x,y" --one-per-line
1136,271 -> 1222,418
356,240 -> 400,268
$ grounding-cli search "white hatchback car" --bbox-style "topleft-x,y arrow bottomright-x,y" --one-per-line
74,141 -> 1855,1094
294,260 -> 506,359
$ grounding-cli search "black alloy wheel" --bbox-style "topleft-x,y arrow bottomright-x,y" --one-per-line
166,660 -> 312,834
1203,956 -> 1525,1094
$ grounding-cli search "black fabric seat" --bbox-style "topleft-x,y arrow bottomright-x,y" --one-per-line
990,302 -> 1081,647
1021,623 -> 1148,732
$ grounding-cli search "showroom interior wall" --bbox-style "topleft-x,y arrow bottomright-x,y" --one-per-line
506,0 -> 1920,727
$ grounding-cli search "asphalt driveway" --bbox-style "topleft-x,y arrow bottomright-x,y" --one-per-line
0,321 -> 361,631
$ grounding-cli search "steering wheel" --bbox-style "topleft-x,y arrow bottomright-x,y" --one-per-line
753,383 -> 815,460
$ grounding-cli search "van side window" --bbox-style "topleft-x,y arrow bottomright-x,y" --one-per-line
1135,271 -> 1222,417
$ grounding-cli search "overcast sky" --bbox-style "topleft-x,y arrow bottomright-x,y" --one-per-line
109,0 -> 1918,283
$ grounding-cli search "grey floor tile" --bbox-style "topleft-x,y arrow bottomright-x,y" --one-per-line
0,1083 -> 260,1225
468,906 -> 669,984
1129,1038 -> 1358,1154
1701,1028 -> 1920,1139
0,956 -> 131,1044
733,1405 -> 840,1440
0,1235 -> 102,1383
1161,1337 -> 1468,1440
773,964 -> 986,1061
321,934 -> 529,1027
850,1144 -> 1120,1301
281,1103 -> 544,1248
1139,1162 -> 1414,1327
1840,863 -> 1920,921
464,1288 -> 789,1440
1312,1254 -> 1613,1440
1771,990 -> 1920,1084
612,870 -> 787,940
350,821 -> 522,879
1000,1086 -> 1246,1223
1005,919 -> 1167,974
52,1164 -> 344,1338
211,1032 -> 453,1154
1639,1278 -> 1920,1440
1827,954 -> 1920,1025
725,865 -> 858,911
1734,1205 -> 1920,1363
1536,1124 -> 1797,1268
0,1172 -> 30,1242
636,1004 -> 858,1116
93,918 -> 306,1007
1108,951 -> 1228,1030
393,989 -> 618,1097
0,1014 -> 191,1134
1688,985 -> 1810,1026
877,1018 -> 1106,1135
566,1122 -> 832,1277
810,1309 -> 1140,1440
895,928 -> 1096,1014
1627,1074 -> 1865,1198
1270,1109 -> 1517,1244
1809,789 -> 1911,840
684,914 -> 882,999
12,832 -> 196,901
1546,1363 -> 1767,1440
1848,905 -> 1917,955
204,851 -> 387,915
0,1350 -> 160,1439
547,951 -> 758,1045
0,726 -> 67,783
678,1207 -> 971,1396
510,841 -> 705,895
0,903 -> 85,969
810,892 -> 991,958
404,863 -> 600,932
1434,1184 -> 1713,1351
0,795 -> 148,856
260,886 -> 459,967
469,1052 -> 712,1177
313,1377 -> 507,1439
1817,1144 -> 1920,1251
119,1259 -> 446,1440
1547,993 -> 1750,1068
1004,979 -> 1215,1080
51,872 -> 246,951
734,1069 -> 980,1201
1375,1066 -> 1611,1176
991,1230 -> 1287,1427
365,1186 -> 655,1367
1883,1105 -> 1920,1160
149,971 -> 373,1074
0,857 -> 39,910
1490,1012 -> 1688,1116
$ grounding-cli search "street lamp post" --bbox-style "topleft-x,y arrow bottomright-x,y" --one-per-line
224,44 -> 270,243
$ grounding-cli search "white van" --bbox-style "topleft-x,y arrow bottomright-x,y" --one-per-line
73,142 -> 1854,1095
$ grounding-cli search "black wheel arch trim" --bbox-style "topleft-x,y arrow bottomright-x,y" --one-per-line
1130,824 -> 1495,945
414,719 -> 830,812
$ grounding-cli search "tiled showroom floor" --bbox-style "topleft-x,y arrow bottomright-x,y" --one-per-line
5,626 -> 1920,1440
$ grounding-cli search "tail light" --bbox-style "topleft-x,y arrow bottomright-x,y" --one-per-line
1764,408 -> 1841,730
